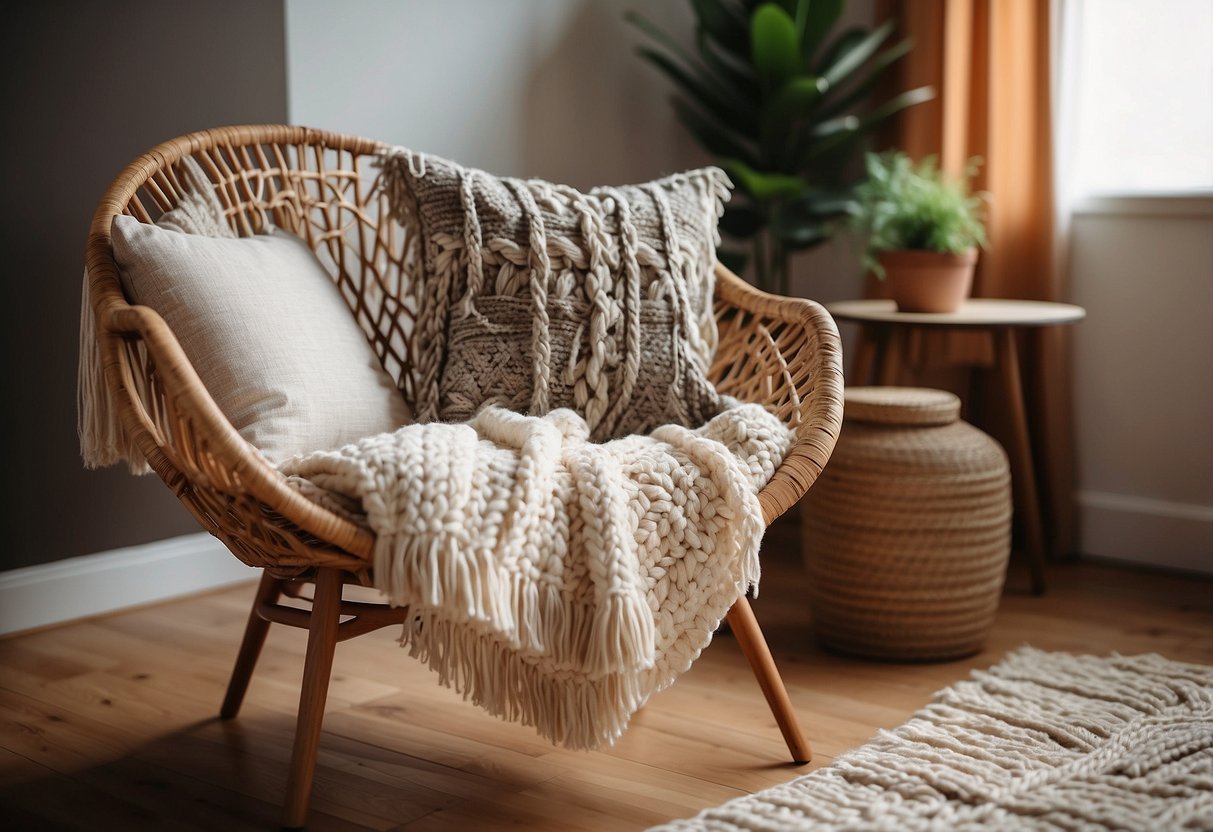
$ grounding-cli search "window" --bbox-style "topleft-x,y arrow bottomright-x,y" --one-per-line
1065,0 -> 1213,198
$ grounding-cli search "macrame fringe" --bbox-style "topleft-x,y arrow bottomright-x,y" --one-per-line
78,156 -> 231,474
78,268 -> 150,474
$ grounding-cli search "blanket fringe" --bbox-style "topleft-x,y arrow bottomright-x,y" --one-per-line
78,156 -> 231,475
376,534 -> 509,634
584,591 -> 658,677
400,612 -> 651,750
376,532 -> 657,677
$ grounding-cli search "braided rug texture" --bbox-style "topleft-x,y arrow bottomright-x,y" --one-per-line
378,147 -> 729,440
282,402 -> 794,750
654,647 -> 1213,831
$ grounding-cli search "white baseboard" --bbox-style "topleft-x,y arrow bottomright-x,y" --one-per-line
0,533 -> 257,636
1078,490 -> 1213,574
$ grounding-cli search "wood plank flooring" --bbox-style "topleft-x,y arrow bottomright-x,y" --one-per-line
2,524 -> 1210,830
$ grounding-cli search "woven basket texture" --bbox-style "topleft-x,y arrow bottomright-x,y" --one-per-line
801,386 -> 1011,660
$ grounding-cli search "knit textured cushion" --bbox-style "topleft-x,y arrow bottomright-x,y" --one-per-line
110,215 -> 411,462
379,149 -> 729,440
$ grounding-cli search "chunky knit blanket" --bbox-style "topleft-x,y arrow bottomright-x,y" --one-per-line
281,401 -> 794,750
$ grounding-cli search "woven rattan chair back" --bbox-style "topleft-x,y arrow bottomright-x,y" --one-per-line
83,124 -> 844,828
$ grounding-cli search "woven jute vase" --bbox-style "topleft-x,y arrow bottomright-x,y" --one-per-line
800,387 -> 1011,661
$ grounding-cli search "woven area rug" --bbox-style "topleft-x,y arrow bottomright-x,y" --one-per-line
654,647 -> 1213,831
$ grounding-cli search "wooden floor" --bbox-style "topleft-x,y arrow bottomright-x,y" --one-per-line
2,525 -> 1210,831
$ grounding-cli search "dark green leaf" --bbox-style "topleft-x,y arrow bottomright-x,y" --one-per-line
697,26 -> 762,101
629,12 -> 759,131
771,216 -> 829,249
625,12 -> 703,75
814,27 -> 864,74
765,75 -> 830,128
800,0 -> 844,62
855,84 -> 935,128
716,247 -> 749,274
803,113 -> 862,152
625,12 -> 683,60
797,86 -> 933,164
751,3 -> 802,87
693,0 -> 750,57
785,189 -> 854,219
821,19 -> 896,87
626,9 -> 763,113
719,203 -> 768,238
817,37 -> 914,118
672,98 -> 760,166
793,0 -> 810,43
638,48 -> 757,130
721,158 -> 805,200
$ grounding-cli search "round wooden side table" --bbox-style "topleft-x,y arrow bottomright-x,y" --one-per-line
825,298 -> 1086,595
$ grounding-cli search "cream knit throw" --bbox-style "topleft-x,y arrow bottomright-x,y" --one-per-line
281,401 -> 794,750
655,647 -> 1213,831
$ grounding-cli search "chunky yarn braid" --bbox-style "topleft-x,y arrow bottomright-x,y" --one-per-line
376,147 -> 731,439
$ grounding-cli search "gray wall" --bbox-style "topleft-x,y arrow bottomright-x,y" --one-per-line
287,0 -> 702,187
0,1 -> 288,570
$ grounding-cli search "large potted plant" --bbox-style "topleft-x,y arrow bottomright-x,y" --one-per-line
849,150 -> 987,313
627,0 -> 932,296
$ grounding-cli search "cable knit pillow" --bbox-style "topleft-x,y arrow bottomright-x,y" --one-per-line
111,206 -> 411,463
378,149 -> 730,440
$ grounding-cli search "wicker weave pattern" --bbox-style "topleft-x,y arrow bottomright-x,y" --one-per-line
801,388 -> 1011,660
84,125 -> 844,575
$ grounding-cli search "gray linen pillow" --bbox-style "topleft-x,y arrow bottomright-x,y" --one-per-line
379,149 -> 729,440
111,215 -> 411,462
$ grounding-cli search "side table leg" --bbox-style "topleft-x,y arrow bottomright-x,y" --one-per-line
878,326 -> 908,386
995,328 -> 1048,594
852,324 -> 878,386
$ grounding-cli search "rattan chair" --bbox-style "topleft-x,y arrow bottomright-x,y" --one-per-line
83,125 -> 843,829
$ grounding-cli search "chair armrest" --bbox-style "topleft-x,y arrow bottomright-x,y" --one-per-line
97,298 -> 374,569
711,264 -> 845,524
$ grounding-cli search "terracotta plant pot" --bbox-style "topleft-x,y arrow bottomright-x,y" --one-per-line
878,248 -> 978,313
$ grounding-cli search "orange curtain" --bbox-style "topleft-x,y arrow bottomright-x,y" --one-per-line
876,0 -> 1076,556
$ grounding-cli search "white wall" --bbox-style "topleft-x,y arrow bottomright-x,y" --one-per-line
285,0 -> 872,320
286,0 -> 697,186
1068,202 -> 1213,573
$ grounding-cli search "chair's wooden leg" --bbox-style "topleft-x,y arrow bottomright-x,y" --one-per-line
282,568 -> 343,830
727,596 -> 811,764
220,570 -> 283,719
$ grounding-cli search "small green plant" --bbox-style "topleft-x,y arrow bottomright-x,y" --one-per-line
849,151 -> 988,277
626,1 -> 933,296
